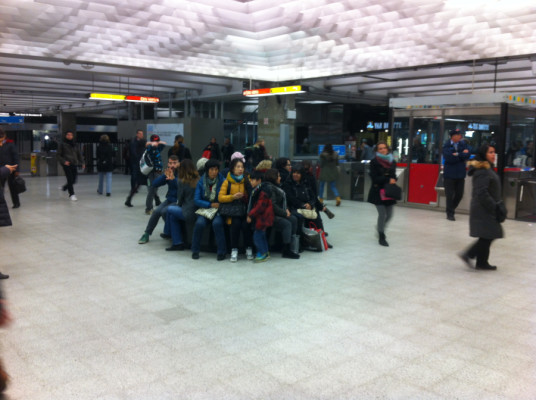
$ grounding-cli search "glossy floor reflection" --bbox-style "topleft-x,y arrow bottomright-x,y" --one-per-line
2,174 -> 535,399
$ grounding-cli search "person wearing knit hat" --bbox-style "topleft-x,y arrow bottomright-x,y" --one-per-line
230,151 -> 245,163
196,157 -> 209,175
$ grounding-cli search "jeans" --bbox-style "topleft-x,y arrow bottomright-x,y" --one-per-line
97,172 -> 112,194
253,230 -> 268,255
166,205 -> 185,245
444,178 -> 465,216
272,215 -> 298,244
145,200 -> 171,235
62,164 -> 78,196
191,214 -> 226,255
375,204 -> 393,233
146,170 -> 161,211
318,180 -> 340,198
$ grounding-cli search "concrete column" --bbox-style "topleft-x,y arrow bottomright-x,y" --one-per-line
257,95 -> 296,159
57,111 -> 76,136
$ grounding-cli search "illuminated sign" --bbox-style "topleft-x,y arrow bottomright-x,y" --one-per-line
0,116 -> 24,123
243,85 -> 306,97
89,93 -> 159,103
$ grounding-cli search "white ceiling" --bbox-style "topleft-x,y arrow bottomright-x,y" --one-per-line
1,0 -> 536,114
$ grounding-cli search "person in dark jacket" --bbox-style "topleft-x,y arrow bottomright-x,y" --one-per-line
265,168 -> 300,259
0,163 -> 17,279
167,134 -> 192,162
251,138 -> 270,168
203,137 -> 222,161
302,160 -> 335,220
125,129 -> 147,207
164,159 -> 199,251
96,134 -> 114,196
443,129 -> 471,221
318,144 -> 341,206
57,131 -> 85,201
191,159 -> 226,261
275,157 -> 292,184
144,134 -> 167,215
367,141 -> 397,247
221,137 -> 234,169
247,170 -> 274,263
138,156 -> 180,245
0,129 -> 20,208
459,144 -> 505,270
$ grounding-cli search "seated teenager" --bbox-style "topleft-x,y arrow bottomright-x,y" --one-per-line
218,158 -> 253,262
191,159 -> 226,260
164,159 -> 199,251
264,168 -> 300,259
138,155 -> 180,244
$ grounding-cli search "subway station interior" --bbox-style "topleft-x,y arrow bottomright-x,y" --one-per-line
1,1 -> 536,398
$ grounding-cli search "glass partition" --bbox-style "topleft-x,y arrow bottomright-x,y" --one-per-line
392,115 -> 410,163
505,107 -> 535,168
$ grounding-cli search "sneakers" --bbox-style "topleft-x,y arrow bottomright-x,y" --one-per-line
254,253 -> 270,263
230,248 -> 238,262
217,254 -> 226,261
138,233 -> 149,244
246,247 -> 254,260
69,195 -> 78,201
192,253 -> 200,260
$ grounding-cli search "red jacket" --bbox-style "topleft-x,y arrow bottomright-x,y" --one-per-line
248,184 -> 274,231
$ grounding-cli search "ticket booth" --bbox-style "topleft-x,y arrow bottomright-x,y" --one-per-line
389,93 -> 536,219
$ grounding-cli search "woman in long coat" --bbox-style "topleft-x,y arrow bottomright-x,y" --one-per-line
460,144 -> 505,270
367,141 -> 397,247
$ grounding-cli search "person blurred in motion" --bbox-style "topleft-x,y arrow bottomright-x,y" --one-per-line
318,144 -> 341,206
0,163 -> 17,279
443,129 -> 470,221
138,155 -> 180,245
96,134 -> 114,196
57,131 -> 85,201
0,129 -> 20,208
125,129 -> 147,207
459,144 -> 505,270
367,141 -> 397,247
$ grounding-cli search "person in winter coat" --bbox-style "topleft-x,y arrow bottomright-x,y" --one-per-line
318,144 -> 341,206
221,137 -> 235,168
0,129 -> 20,208
0,164 -> 17,279
203,137 -> 222,161
138,155 -> 180,245
218,158 -> 253,262
191,159 -> 226,261
125,129 -> 147,208
275,157 -> 291,183
251,138 -> 270,168
144,134 -> 166,215
367,141 -> 397,247
57,131 -> 85,201
164,159 -> 199,251
167,134 -> 192,162
302,160 -> 335,220
459,144 -> 505,270
443,129 -> 471,221
96,134 -> 114,196
264,168 -> 300,259
247,170 -> 274,263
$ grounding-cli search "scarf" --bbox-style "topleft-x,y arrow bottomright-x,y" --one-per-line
375,152 -> 393,169
231,173 -> 243,182
203,175 -> 218,202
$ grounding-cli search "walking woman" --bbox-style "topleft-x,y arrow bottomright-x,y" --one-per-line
367,141 -> 397,246
318,144 -> 341,206
459,144 -> 505,270
57,131 -> 85,201
96,134 -> 114,196
218,158 -> 253,262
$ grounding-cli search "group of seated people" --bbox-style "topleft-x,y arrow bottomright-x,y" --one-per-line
137,154 -> 334,263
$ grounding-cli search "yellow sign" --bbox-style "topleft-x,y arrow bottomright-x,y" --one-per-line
89,93 -> 126,101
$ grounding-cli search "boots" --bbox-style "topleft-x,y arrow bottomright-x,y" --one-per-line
336,196 -> 341,206
324,207 -> 335,219
124,195 -> 133,207
379,232 -> 389,247
282,243 -> 300,259
290,234 -> 302,254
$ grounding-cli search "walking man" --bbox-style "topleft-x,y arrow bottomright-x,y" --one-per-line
443,129 -> 471,221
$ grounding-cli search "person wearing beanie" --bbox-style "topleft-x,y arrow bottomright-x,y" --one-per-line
196,157 -> 209,175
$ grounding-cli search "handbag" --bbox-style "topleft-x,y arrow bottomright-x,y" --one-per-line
13,175 -> 26,194
139,150 -> 153,175
300,222 -> 328,252
218,182 -> 246,217
383,183 -> 402,200
297,208 -> 318,219
195,207 -> 218,220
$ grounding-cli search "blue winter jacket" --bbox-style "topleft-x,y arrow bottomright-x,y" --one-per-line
151,173 -> 179,203
194,173 -> 225,209
442,139 -> 471,179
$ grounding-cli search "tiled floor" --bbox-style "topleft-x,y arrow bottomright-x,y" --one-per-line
1,173 -> 535,399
